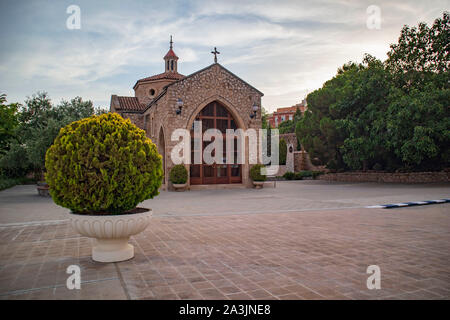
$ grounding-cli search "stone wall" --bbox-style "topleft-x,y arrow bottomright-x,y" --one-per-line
121,113 -> 145,130
279,133 -> 318,172
279,133 -> 297,147
275,165 -> 288,177
318,171 -> 450,183
144,63 -> 263,188
293,151 -> 319,171
134,78 -> 175,105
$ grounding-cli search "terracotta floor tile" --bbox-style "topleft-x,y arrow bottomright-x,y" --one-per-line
247,289 -> 273,299
218,285 -> 242,295
0,204 -> 449,300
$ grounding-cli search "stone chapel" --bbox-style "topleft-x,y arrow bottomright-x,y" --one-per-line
110,37 -> 264,189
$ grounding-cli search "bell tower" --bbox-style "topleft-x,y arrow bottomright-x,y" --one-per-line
164,35 -> 179,73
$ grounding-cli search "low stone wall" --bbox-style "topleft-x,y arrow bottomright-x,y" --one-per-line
318,171 -> 450,183
273,165 -> 287,177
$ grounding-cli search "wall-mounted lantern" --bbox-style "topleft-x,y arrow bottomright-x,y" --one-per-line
176,98 -> 183,115
250,103 -> 258,119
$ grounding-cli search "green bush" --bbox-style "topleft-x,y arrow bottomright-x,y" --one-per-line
0,142 -> 31,178
289,171 -> 324,180
311,171 -> 324,179
294,172 -> 304,180
250,164 -> 267,182
300,170 -> 313,178
0,177 -> 35,191
45,113 -> 163,214
169,165 -> 188,184
283,171 -> 324,180
283,171 -> 295,180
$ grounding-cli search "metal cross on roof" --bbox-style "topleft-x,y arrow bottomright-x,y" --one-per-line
211,47 -> 220,63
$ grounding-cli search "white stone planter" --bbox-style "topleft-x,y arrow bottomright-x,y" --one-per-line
69,209 -> 152,263
172,183 -> 187,191
253,181 -> 264,189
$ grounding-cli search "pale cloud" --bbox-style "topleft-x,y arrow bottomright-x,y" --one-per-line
0,0 -> 448,112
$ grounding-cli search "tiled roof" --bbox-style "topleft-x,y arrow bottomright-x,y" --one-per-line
275,106 -> 298,113
273,104 -> 307,114
137,71 -> 184,82
164,48 -> 178,59
134,63 -> 264,114
116,96 -> 146,112
133,72 -> 185,89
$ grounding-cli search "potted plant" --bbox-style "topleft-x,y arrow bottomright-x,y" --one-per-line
169,164 -> 188,191
250,164 -> 267,189
45,113 -> 163,262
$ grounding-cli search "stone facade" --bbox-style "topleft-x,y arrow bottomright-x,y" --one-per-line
134,79 -> 177,105
286,143 -> 294,173
279,133 -> 297,148
110,43 -> 263,189
279,133 -> 318,172
145,64 -> 263,188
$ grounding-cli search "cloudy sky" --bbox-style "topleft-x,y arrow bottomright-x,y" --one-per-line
0,0 -> 448,112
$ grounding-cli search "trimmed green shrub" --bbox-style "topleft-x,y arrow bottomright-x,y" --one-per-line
283,171 -> 295,180
294,172 -> 304,180
311,171 -> 324,179
250,164 -> 267,182
169,165 -> 188,184
283,171 -> 323,180
300,170 -> 313,178
45,113 -> 163,214
0,177 -> 35,191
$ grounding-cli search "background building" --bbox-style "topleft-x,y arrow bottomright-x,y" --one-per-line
267,99 -> 307,128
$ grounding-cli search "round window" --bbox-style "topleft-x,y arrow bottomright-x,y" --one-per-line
149,89 -> 156,96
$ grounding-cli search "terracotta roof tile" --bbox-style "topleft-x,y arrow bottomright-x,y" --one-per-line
116,96 -> 146,112
164,48 -> 178,59
133,72 -> 185,90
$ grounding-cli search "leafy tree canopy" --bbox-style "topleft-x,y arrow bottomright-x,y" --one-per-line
0,92 -> 108,178
296,12 -> 449,172
0,94 -> 20,154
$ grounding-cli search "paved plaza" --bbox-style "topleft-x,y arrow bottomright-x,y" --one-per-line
0,181 -> 449,299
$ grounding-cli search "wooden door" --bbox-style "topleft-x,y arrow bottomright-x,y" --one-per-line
189,101 -> 242,185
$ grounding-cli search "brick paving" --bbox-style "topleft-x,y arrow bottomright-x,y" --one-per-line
2,182 -> 449,224
0,204 -> 449,300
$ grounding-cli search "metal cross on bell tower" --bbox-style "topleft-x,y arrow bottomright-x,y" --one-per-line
211,47 -> 220,63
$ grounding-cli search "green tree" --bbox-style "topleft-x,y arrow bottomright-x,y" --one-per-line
261,107 -> 269,129
279,138 -> 287,165
296,12 -> 449,172
0,92 -> 106,179
0,94 -> 20,154
386,12 -> 449,89
278,120 -> 294,134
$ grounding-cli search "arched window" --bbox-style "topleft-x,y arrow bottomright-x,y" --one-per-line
144,114 -> 150,134
171,60 -> 174,71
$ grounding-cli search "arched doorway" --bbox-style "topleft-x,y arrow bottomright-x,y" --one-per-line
190,101 -> 242,185
158,127 -> 166,182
